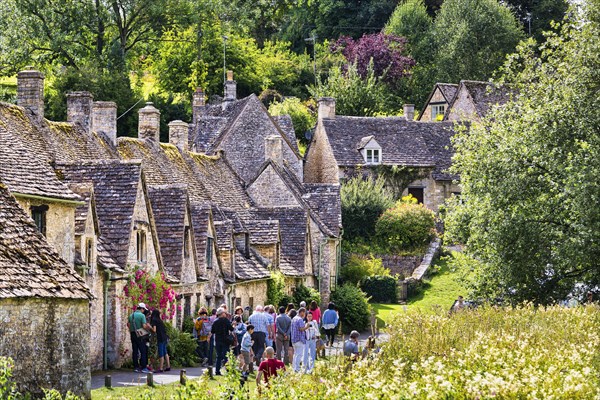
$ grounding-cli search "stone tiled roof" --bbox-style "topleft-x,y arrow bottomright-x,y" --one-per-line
271,115 -> 300,155
303,184 -> 342,236
449,80 -> 512,119
57,160 -> 143,268
420,122 -> 460,181
321,116 -> 436,167
253,207 -> 309,277
67,183 -> 96,235
190,203 -> 211,268
437,83 -> 459,103
148,185 -> 188,278
0,182 -> 91,299
235,248 -> 271,280
193,97 -> 252,153
0,111 -> 79,201
246,220 -> 280,245
97,237 -> 124,271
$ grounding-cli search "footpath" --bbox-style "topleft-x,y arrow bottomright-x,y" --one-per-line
91,331 -> 388,389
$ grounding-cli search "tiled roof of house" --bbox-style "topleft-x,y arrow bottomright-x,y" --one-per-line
190,203 -> 211,269
420,122 -> 458,181
246,220 -> 280,245
67,183 -> 95,235
148,185 -> 188,278
303,184 -> 342,236
0,182 -> 91,300
451,80 -> 512,119
57,160 -> 143,268
235,248 -> 271,280
193,97 -> 252,153
437,83 -> 459,103
321,116 -> 436,167
271,115 -> 300,154
97,237 -> 124,271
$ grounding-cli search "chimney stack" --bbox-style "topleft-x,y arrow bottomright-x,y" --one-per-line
403,104 -> 415,121
92,101 -> 118,146
318,97 -> 336,120
67,91 -> 94,134
223,70 -> 236,108
265,135 -> 283,165
17,67 -> 45,121
138,102 -> 161,142
192,87 -> 205,124
168,120 -> 189,151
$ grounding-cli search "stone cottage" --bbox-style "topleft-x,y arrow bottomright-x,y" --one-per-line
0,182 -> 92,398
417,83 -> 459,122
304,98 -> 459,212
444,80 -> 511,122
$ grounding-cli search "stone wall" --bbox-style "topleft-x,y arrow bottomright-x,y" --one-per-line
0,298 -> 91,398
247,165 -> 300,207
446,86 -> 478,122
403,177 -> 461,212
303,120 -> 340,184
231,280 -> 268,309
378,254 -> 422,278
15,197 -> 76,266
127,182 -> 159,273
420,87 -> 447,122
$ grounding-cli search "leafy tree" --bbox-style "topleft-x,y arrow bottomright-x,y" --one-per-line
504,0 -> 568,42
432,0 -> 524,84
445,2 -> 600,304
268,97 -> 316,145
384,0 -> 433,62
340,176 -> 394,241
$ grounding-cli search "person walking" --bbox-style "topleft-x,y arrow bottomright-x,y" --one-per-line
127,303 -> 151,373
206,308 -> 217,366
211,307 -> 234,376
309,301 -> 321,324
321,302 -> 339,347
275,306 -> 291,364
149,309 -> 171,373
303,311 -> 320,373
193,308 -> 210,365
248,305 -> 272,366
233,315 -> 247,357
291,307 -> 308,372
240,324 -> 255,375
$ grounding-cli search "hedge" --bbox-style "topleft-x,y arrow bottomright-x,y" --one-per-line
360,275 -> 398,303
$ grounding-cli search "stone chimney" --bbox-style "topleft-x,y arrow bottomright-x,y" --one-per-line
17,67 -> 45,121
265,135 -> 283,165
91,101 -> 117,146
138,102 -> 161,142
192,87 -> 205,124
67,91 -> 94,134
403,104 -> 415,121
168,120 -> 189,151
223,70 -> 236,106
318,97 -> 336,120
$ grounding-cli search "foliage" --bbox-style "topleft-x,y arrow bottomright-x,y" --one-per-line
340,176 -> 394,242
360,275 -> 398,303
384,0 -> 433,62
339,254 -> 390,285
504,0 -> 568,42
0,357 -> 18,399
268,97 -> 316,145
432,0 -> 524,84
330,284 -> 372,333
375,165 -> 431,199
292,284 -> 321,308
165,322 -> 199,367
122,268 -> 177,320
309,63 -> 394,117
375,199 -> 436,252
446,1 -> 600,305
181,315 -> 195,334
266,270 -> 287,308
330,33 -> 415,86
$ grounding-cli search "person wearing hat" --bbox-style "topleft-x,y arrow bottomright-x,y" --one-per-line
127,303 -> 151,373
211,307 -> 234,375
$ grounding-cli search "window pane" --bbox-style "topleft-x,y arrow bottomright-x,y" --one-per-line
373,150 -> 380,163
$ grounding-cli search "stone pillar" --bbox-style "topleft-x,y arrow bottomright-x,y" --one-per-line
17,67 -> 44,121
92,101 -> 118,146
223,70 -> 236,109
192,87 -> 205,124
138,102 -> 160,142
318,97 -> 336,120
403,104 -> 415,121
265,135 -> 283,165
67,91 -> 94,135
168,120 -> 189,151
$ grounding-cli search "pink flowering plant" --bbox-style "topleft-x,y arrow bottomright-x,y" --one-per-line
122,268 -> 177,320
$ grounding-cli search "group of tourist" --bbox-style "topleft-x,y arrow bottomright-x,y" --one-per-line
127,302 -> 171,374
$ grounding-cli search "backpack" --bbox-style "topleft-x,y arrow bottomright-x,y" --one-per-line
199,318 -> 211,336
194,318 -> 204,332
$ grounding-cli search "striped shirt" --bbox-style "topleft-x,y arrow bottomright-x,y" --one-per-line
248,311 -> 270,334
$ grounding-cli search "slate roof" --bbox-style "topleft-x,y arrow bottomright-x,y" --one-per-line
190,203 -> 211,269
438,84 -> 459,103
245,220 -> 280,245
148,185 -> 189,278
303,184 -> 342,236
271,115 -> 300,155
0,182 -> 91,300
447,80 -> 512,120
253,207 -> 309,277
321,116 -> 436,167
193,97 -> 252,153
0,111 -> 80,201
235,248 -> 271,280
57,160 -> 143,268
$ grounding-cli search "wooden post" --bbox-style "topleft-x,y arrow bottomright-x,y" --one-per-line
180,369 -> 187,385
208,365 -> 214,379
147,372 -> 154,387
104,375 -> 112,389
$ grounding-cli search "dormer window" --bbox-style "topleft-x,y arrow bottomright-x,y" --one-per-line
366,149 -> 381,164
432,104 -> 445,121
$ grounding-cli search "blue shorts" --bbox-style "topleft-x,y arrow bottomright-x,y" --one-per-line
158,341 -> 168,358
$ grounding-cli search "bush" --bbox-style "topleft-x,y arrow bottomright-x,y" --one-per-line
339,254 -> 390,285
331,284 -> 372,333
293,284 -> 321,308
375,199 -> 436,252
267,270 -> 287,308
165,322 -> 199,367
268,97 -> 316,145
360,275 -> 398,303
341,176 -> 394,242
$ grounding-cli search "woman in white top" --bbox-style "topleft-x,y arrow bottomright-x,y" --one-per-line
303,311 -> 320,373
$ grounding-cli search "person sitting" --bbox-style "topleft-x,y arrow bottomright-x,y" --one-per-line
256,346 -> 285,388
343,330 -> 360,361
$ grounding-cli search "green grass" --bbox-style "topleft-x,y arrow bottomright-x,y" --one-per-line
373,254 -> 466,328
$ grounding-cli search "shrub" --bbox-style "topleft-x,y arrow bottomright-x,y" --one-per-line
360,275 -> 398,303
331,284 -> 372,333
267,270 -> 287,308
341,176 -> 394,242
293,284 -> 321,308
339,254 -> 389,285
268,97 -> 316,145
165,322 -> 199,367
375,200 -> 436,252
181,315 -> 195,334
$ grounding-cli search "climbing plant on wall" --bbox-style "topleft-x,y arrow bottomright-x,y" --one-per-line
122,269 -> 177,320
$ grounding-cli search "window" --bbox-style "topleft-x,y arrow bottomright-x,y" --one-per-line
136,230 -> 147,263
432,104 -> 445,120
31,205 -> 48,236
206,237 -> 214,269
366,148 -> 381,164
408,187 -> 424,204
85,238 -> 93,268
184,226 -> 191,258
